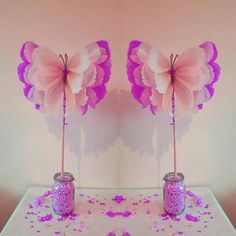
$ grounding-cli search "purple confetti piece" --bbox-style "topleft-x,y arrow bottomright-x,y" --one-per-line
170,215 -> 181,222
122,232 -> 131,236
112,195 -> 126,204
185,191 -> 203,207
38,214 -> 53,222
34,191 -> 52,207
106,210 -> 133,218
143,199 -> 150,204
107,232 -> 116,236
173,232 -> 184,236
185,214 -> 200,222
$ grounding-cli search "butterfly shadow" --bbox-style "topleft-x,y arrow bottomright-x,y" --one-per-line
118,90 -> 156,156
45,90 -> 120,178
46,111 -> 84,184
81,90 -> 119,156
46,89 -> 192,159
46,89 -> 192,186
46,112 -> 82,156
118,89 -> 192,159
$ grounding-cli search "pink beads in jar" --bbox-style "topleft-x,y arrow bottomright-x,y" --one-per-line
163,172 -> 185,215
52,172 -> 75,215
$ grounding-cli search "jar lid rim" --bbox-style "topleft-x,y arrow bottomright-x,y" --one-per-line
54,172 -> 74,182
163,172 -> 184,182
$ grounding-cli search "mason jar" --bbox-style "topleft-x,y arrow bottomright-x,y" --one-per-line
52,172 -> 75,215
163,172 -> 185,215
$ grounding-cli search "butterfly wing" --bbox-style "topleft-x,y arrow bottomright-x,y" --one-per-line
67,40 -> 111,114
174,41 -> 220,113
18,42 -> 67,115
127,40 -> 170,114
195,41 -> 220,110
127,41 -> 220,116
18,41 -> 111,116
18,41 -> 44,110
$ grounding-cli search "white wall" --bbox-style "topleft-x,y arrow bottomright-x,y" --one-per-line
0,0 -> 236,230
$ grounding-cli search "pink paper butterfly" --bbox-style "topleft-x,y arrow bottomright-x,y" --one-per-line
127,41 -> 220,115
18,41 -> 111,115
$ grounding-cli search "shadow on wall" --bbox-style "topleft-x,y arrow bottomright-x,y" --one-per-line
46,89 -> 192,159
0,188 -> 19,232
119,89 -> 157,156
82,90 -> 120,156
46,110 -> 83,158
219,188 -> 236,229
119,89 -> 192,157
46,90 -> 120,159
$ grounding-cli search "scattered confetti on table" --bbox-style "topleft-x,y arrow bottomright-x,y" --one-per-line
22,187 -> 216,236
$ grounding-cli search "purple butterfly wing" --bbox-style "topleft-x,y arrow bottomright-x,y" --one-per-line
127,40 -> 163,115
196,41 -> 220,110
18,41 -> 42,109
79,40 -> 111,115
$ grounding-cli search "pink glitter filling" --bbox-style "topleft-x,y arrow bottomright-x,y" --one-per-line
163,173 -> 185,215
52,173 -> 74,216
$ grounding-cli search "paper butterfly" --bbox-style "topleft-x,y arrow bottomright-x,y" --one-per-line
18,41 -> 111,115
127,40 -> 220,115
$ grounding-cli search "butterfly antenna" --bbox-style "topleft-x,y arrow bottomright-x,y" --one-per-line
172,54 -> 179,66
170,53 -> 173,66
64,54 -> 68,69
59,54 -> 66,67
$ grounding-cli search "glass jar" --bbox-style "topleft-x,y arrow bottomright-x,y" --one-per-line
163,172 -> 185,215
52,172 -> 75,215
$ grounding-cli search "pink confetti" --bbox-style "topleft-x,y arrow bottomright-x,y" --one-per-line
185,191 -> 203,207
143,199 -> 150,204
106,210 -> 132,218
112,195 -> 126,204
185,214 -> 200,222
160,213 -> 169,221
170,215 -> 181,222
107,232 -> 116,236
173,232 -> 184,236
25,189 -> 213,236
34,191 -> 52,207
122,232 -> 131,236
38,214 -> 53,222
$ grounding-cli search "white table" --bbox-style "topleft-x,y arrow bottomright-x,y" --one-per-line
0,186 -> 235,236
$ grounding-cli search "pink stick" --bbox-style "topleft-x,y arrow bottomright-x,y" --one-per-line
61,88 -> 66,177
172,86 -> 177,177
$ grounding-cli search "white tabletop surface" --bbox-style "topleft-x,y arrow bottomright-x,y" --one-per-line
0,186 -> 235,236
